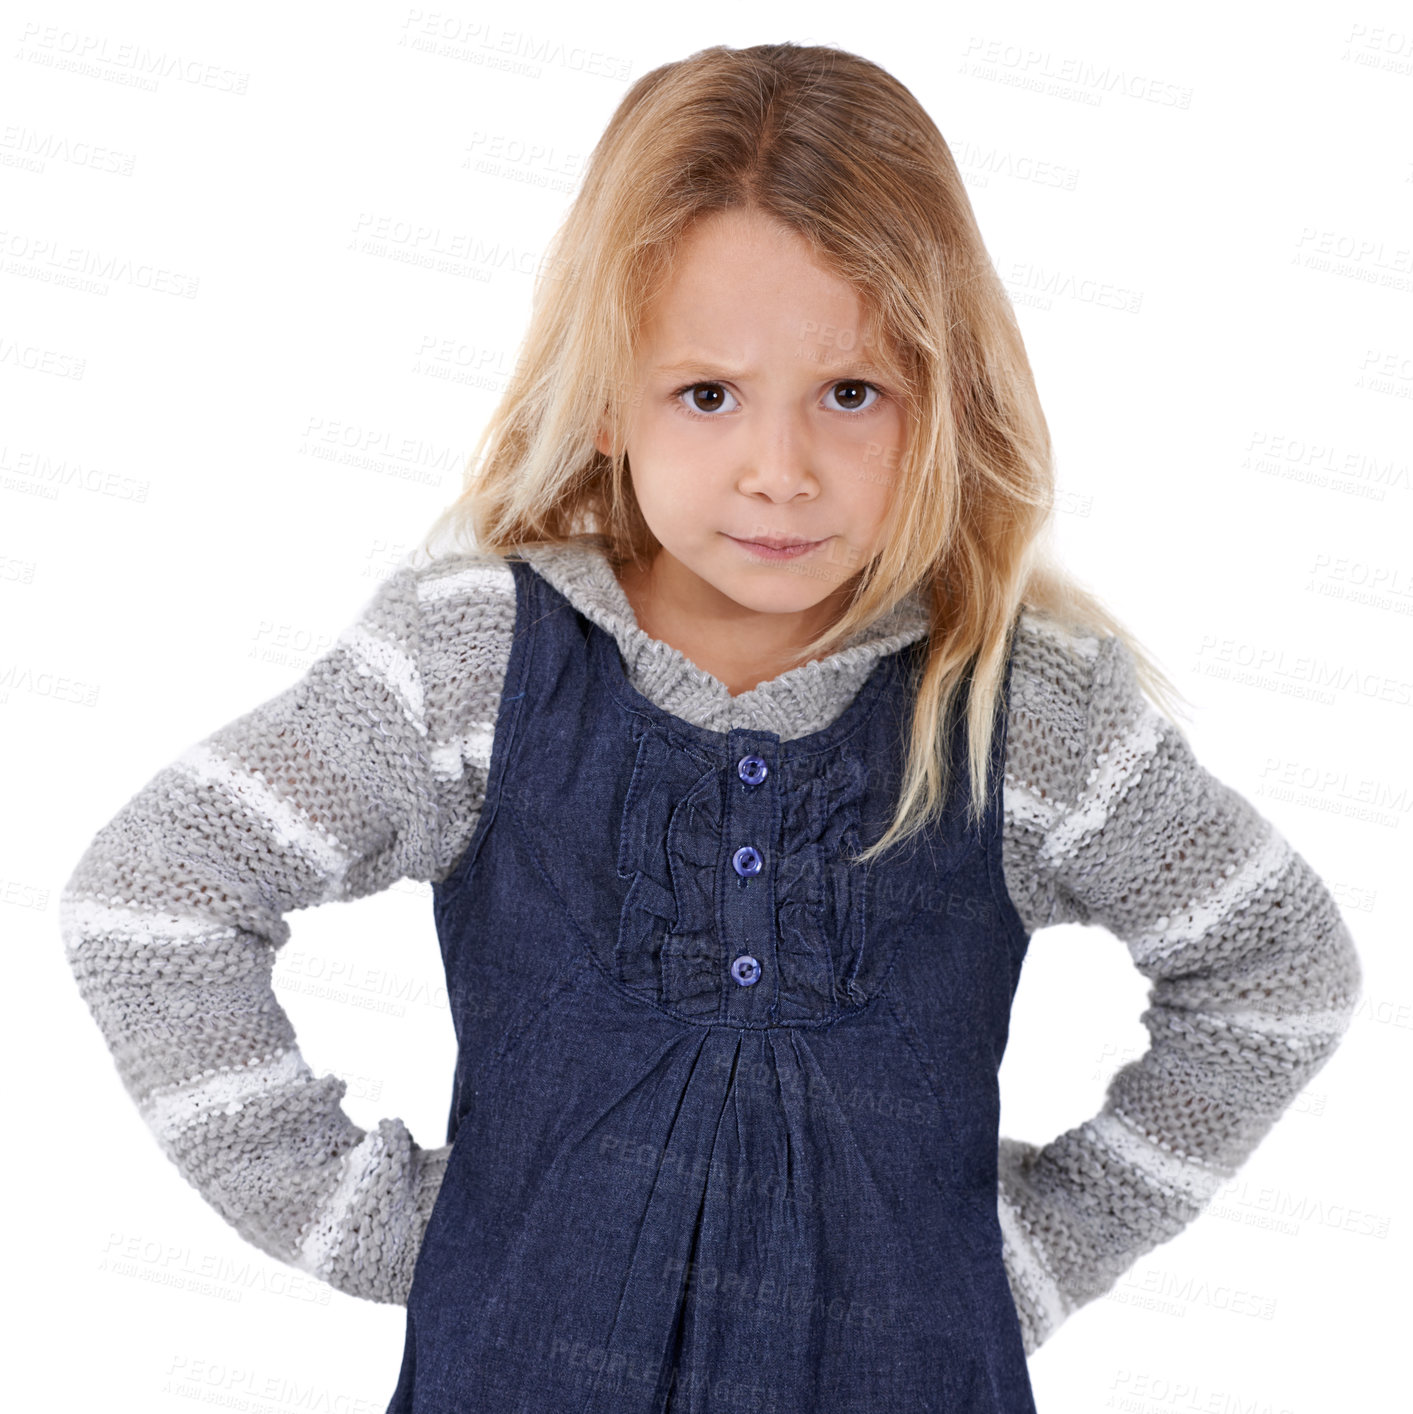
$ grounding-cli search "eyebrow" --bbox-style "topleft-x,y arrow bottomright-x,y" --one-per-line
653,356 -> 889,380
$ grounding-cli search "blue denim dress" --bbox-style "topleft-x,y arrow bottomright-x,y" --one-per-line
385,555 -> 1038,1413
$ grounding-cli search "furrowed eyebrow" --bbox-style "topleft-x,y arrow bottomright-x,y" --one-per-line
653,357 -> 888,380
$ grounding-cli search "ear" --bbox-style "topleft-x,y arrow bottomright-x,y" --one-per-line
593,423 -> 616,458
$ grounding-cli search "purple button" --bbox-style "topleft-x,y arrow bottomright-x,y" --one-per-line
732,845 -> 763,877
737,754 -> 768,786
731,954 -> 761,986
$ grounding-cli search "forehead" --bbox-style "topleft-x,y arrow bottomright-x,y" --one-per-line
639,210 -> 881,361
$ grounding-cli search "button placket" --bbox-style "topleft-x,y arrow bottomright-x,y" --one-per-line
723,733 -> 780,1021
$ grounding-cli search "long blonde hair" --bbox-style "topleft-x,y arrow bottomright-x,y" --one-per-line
417,40 -> 1190,864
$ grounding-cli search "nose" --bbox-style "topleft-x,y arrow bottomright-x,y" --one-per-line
735,404 -> 817,502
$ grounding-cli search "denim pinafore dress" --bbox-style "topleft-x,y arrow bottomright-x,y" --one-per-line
385,555 -> 1037,1414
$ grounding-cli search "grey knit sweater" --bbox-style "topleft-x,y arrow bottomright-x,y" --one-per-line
61,540 -> 1363,1357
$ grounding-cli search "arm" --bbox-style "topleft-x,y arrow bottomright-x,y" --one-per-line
995,612 -> 1363,1354
61,554 -> 518,1304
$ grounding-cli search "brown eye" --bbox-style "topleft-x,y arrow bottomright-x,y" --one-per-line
675,382 -> 738,417
827,380 -> 879,412
690,384 -> 726,413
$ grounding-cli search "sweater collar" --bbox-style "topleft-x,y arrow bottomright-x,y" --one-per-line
516,539 -> 931,739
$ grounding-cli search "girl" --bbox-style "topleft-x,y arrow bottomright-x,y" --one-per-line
62,42 -> 1362,1414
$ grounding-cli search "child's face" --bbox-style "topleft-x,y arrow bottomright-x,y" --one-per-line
598,206 -> 906,625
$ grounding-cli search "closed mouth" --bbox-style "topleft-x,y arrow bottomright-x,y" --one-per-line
731,535 -> 825,549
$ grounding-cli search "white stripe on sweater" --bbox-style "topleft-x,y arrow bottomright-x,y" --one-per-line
1018,611 -> 1101,662
60,895 -> 239,958
177,743 -> 355,895
995,1188 -> 1069,1333
1003,776 -> 1066,834
1198,1003 -> 1355,1043
416,561 -> 516,605
1039,709 -> 1166,871
340,622 -> 425,736
429,725 -> 496,782
1131,828 -> 1293,969
295,1127 -> 390,1280
1085,1110 -> 1229,1209
144,1049 -> 312,1141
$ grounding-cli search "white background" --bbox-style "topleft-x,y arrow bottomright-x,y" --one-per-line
9,1 -> 1409,1409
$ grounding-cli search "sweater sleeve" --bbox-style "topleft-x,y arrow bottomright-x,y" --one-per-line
993,612 -> 1364,1355
60,554 -> 519,1305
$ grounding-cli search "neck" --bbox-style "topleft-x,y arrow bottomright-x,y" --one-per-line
617,551 -> 856,698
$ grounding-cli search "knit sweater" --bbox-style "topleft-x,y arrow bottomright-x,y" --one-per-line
61,540 -> 1363,1357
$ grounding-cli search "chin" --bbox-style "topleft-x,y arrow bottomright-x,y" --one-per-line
729,576 -> 836,613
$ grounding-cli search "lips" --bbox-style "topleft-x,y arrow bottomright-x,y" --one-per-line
732,535 -> 823,549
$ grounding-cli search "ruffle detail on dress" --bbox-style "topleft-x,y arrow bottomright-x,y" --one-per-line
614,726 -> 730,1017
612,724 -> 888,1021
773,750 -> 872,1019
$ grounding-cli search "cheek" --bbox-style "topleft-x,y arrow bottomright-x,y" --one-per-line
632,404 -> 691,469
850,485 -> 895,552
628,437 -> 712,525
836,436 -> 902,524
636,420 -> 712,491
863,414 -> 908,512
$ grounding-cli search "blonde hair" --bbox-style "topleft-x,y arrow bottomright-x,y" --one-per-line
417,40 -> 1191,864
